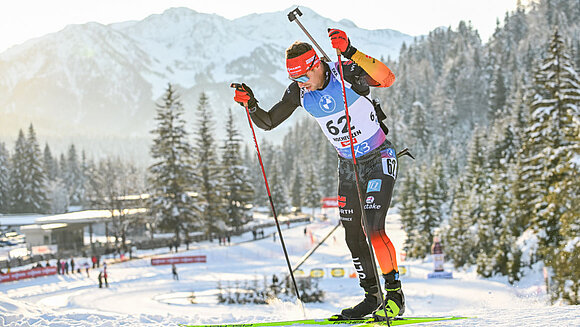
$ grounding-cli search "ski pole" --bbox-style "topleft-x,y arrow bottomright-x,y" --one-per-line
334,53 -> 390,325
230,83 -> 305,316
288,7 -> 331,62
291,222 -> 340,274
276,221 -> 341,287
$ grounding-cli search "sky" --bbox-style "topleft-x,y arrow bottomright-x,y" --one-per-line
0,0 -> 524,53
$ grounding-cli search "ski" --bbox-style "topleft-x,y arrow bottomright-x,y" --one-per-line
181,316 -> 471,327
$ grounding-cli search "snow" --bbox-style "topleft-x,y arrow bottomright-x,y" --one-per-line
1,213 -> 578,326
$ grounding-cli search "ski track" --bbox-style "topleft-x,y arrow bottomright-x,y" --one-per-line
1,216 -> 579,326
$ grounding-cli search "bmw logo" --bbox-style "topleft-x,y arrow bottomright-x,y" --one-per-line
319,95 -> 336,113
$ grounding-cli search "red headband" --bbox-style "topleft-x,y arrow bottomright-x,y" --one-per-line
286,49 -> 320,78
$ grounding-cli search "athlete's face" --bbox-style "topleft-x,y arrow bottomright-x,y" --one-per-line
297,63 -> 324,91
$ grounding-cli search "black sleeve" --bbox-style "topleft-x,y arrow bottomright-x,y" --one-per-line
250,82 -> 301,131
341,61 -> 371,96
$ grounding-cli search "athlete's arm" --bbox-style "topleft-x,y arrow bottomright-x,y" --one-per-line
249,83 -> 301,131
349,50 -> 395,87
328,28 -> 395,88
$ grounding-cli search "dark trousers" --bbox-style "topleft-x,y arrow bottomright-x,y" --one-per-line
338,140 -> 398,289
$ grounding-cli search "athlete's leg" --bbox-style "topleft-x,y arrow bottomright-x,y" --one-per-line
338,160 -> 381,318
360,146 -> 405,318
338,173 -> 377,287
363,173 -> 398,276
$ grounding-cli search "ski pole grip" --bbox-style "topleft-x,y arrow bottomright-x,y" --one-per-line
230,83 -> 249,109
287,7 -> 302,22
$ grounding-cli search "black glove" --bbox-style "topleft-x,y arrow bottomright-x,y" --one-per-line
231,83 -> 258,112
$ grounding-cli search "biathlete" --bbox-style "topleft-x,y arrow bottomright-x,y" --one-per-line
232,28 -> 405,319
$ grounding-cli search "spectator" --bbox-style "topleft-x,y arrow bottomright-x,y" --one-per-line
70,258 -> 75,273
64,261 -> 69,274
98,271 -> 103,288
91,256 -> 97,269
172,264 -> 179,281
103,263 -> 108,287
84,261 -> 90,277
57,259 -> 62,275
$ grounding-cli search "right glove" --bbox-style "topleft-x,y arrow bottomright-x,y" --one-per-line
231,83 -> 258,112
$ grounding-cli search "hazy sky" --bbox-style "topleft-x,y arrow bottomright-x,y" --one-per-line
0,0 -> 523,53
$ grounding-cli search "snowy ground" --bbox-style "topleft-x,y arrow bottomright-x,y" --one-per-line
1,213 -> 578,326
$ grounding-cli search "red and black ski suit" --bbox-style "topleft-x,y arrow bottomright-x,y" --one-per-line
248,50 -> 399,289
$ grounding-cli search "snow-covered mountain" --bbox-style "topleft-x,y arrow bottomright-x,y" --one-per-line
0,6 -> 413,154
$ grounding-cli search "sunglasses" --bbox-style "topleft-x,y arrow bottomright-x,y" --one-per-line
288,60 -> 318,83
289,75 -> 310,83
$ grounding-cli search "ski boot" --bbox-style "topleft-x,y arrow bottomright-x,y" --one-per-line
373,272 -> 406,320
336,285 -> 381,319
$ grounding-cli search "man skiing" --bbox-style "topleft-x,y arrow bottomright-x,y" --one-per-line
232,28 -> 404,319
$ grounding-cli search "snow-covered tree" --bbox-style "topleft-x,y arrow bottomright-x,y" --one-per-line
149,84 -> 200,245
522,30 -> 580,304
268,153 -> 290,215
302,162 -> 321,216
43,143 -> 58,181
193,92 -> 226,236
525,30 -> 579,260
44,144 -> 68,214
9,126 -> 48,213
398,166 -> 419,257
64,144 -> 85,206
221,108 -> 254,231
0,143 -> 10,213
290,165 -> 303,212
445,176 -> 476,268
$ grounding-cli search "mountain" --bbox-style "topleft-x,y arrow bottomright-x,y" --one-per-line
0,6 -> 413,158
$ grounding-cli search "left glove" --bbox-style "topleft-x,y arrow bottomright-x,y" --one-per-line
328,28 -> 356,58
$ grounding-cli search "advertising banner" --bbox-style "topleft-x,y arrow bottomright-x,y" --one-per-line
151,255 -> 207,266
0,266 -> 57,283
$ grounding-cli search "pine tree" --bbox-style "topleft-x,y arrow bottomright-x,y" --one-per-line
25,124 -> 48,213
43,143 -> 58,181
0,143 -> 10,213
65,144 -> 83,206
9,130 -> 28,213
548,170 -> 580,304
193,92 -> 226,236
521,30 -> 580,304
9,126 -> 48,213
149,84 -> 200,245
410,160 -> 444,258
398,168 -> 419,257
488,65 -> 508,120
526,30 -> 580,260
221,108 -> 254,232
290,165 -> 303,212
268,153 -> 290,215
445,176 -> 476,268
43,143 -> 67,214
302,162 -> 321,217
409,101 -> 429,149
319,142 -> 338,198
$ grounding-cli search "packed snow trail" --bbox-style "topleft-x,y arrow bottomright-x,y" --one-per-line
1,215 -> 578,326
